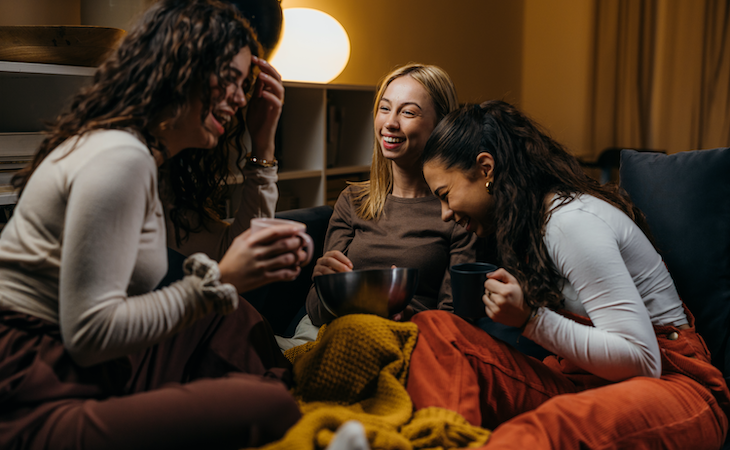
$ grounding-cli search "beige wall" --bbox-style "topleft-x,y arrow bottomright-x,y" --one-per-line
2,0 -> 601,158
280,0 -> 524,104
283,0 -> 598,157
521,0 -> 595,159
0,0 -> 81,25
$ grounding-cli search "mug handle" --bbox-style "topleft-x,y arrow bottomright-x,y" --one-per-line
296,231 -> 314,267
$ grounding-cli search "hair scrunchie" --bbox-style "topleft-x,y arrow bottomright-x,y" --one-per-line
183,253 -> 239,315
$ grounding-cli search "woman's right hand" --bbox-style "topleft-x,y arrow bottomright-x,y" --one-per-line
312,250 -> 354,278
484,268 -> 532,328
218,225 -> 306,293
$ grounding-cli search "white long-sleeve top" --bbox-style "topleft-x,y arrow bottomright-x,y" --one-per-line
523,194 -> 687,381
0,130 -> 242,367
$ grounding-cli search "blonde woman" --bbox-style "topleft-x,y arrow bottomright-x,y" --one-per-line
300,63 -> 478,330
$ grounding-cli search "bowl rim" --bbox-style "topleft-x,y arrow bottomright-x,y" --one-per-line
314,267 -> 419,319
314,267 -> 418,279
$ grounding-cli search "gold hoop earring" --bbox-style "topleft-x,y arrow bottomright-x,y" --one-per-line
485,181 -> 493,194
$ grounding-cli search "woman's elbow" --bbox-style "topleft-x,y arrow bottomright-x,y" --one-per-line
64,340 -> 104,367
61,325 -> 110,367
620,351 -> 662,380
643,356 -> 662,379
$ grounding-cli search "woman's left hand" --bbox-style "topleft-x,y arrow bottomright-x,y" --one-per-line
483,268 -> 532,328
246,56 -> 285,160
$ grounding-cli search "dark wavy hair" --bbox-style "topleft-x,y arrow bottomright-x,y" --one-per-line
12,0 -> 262,245
422,100 -> 653,310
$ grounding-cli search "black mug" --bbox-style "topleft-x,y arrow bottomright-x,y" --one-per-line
450,262 -> 498,321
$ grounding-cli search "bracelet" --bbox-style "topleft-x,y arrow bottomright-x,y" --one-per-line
518,306 -> 540,332
246,154 -> 278,168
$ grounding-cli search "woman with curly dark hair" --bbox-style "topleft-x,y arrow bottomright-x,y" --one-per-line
407,100 -> 730,448
0,1 -> 306,448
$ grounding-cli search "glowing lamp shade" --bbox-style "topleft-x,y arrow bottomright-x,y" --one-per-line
269,8 -> 350,83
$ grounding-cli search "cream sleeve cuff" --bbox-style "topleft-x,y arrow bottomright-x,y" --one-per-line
183,253 -> 239,315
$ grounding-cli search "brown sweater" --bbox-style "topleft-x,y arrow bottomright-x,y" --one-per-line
306,186 -> 478,326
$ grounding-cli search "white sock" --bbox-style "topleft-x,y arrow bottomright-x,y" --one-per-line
325,421 -> 370,450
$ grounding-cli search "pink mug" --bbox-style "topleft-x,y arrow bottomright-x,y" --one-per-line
250,218 -> 314,267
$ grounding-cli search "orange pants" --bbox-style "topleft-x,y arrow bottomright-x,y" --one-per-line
407,310 -> 730,449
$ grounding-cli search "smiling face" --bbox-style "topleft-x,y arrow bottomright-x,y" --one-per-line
375,75 -> 439,167
423,154 -> 497,237
170,46 -> 253,155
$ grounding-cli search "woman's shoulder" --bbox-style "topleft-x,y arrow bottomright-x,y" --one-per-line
551,194 -> 623,218
49,130 -> 157,192
82,129 -> 149,153
336,183 -> 370,207
343,182 -> 368,196
53,129 -> 150,162
546,194 -> 635,239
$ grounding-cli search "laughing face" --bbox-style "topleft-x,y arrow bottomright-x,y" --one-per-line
375,75 -> 439,167
177,46 -> 253,151
423,154 -> 497,237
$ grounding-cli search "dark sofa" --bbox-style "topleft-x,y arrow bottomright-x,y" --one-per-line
620,147 -> 730,449
162,147 -> 730,446
266,149 -> 730,448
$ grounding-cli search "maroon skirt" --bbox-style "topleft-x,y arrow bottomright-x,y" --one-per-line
0,299 -> 298,450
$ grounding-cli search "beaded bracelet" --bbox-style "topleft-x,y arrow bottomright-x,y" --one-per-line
246,154 -> 278,168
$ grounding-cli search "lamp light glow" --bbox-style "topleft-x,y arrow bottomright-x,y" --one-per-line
269,8 -> 350,83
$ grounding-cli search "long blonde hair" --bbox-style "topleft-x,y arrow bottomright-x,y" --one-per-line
351,63 -> 458,220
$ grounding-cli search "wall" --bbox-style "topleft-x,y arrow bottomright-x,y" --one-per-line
279,0 -> 524,105
521,0 -> 595,159
283,0 -> 599,158
1,0 -> 601,160
0,0 -> 80,25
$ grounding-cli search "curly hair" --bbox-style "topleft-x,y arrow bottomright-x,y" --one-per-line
12,0 -> 263,245
422,100 -> 654,310
350,63 -> 459,221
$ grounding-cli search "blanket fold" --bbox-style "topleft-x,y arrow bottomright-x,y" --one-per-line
253,314 -> 490,450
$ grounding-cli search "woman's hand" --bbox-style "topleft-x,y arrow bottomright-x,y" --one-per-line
483,268 -> 532,328
312,250 -> 354,278
391,306 -> 415,322
218,225 -> 307,293
246,56 -> 284,160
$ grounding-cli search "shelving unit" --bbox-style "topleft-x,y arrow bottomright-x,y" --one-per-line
275,81 -> 375,211
0,62 -> 375,213
0,61 -> 95,208
0,61 -> 94,133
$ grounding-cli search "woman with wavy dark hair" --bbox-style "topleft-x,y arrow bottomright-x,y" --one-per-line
0,1 -> 307,448
406,100 -> 730,448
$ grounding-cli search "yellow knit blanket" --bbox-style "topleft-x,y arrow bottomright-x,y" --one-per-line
253,314 -> 490,450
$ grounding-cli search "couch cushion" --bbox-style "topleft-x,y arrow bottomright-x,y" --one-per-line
620,148 -> 730,379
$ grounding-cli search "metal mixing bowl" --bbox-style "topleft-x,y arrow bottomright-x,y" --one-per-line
314,268 -> 419,319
